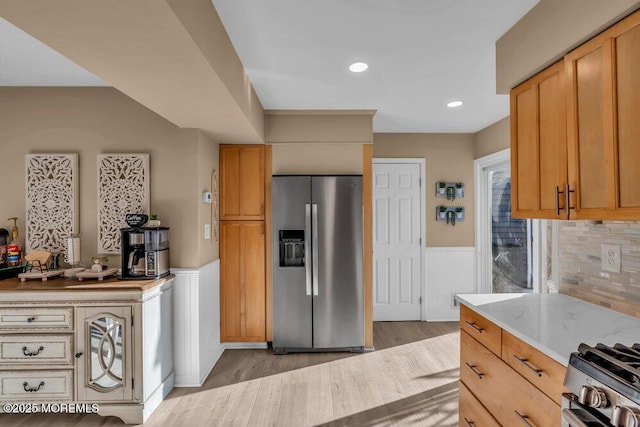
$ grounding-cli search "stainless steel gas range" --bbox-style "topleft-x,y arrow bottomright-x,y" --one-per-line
563,342 -> 640,426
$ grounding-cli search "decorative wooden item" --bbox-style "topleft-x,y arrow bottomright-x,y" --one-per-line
97,154 -> 149,254
25,154 -> 79,253
211,169 -> 219,243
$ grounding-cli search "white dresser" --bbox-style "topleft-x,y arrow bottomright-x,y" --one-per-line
0,275 -> 174,424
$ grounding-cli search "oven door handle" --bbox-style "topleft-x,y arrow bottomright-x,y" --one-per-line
561,408 -> 592,427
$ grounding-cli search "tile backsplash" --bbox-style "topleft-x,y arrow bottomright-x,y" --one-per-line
558,220 -> 640,318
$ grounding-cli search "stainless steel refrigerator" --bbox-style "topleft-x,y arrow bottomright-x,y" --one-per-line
272,175 -> 364,353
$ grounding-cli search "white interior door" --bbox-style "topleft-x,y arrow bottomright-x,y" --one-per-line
373,162 -> 422,321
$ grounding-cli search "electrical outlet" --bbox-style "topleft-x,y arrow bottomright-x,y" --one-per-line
601,243 -> 621,273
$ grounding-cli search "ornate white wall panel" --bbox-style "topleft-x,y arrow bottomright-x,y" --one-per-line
97,154 -> 149,254
425,247 -> 476,321
172,260 -> 222,387
25,154 -> 78,253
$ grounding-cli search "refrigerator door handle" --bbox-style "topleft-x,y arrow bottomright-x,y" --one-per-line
312,203 -> 319,296
305,203 -> 312,296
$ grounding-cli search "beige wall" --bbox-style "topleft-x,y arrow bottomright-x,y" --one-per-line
271,143 -> 364,175
373,133 -> 475,247
474,117 -> 510,159
266,110 -> 374,144
0,87 -> 215,269
197,131 -> 220,266
496,0 -> 640,92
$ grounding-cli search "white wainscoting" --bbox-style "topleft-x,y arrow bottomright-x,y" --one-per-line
171,260 -> 223,387
425,247 -> 476,321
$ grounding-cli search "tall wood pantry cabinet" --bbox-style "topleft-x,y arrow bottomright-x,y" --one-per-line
511,9 -> 640,220
219,145 -> 266,342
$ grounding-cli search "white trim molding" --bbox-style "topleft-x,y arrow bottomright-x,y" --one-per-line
474,149 -> 510,294
372,158 -> 427,321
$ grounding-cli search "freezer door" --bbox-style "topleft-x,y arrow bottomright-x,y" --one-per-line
312,176 -> 364,349
272,176 -> 313,349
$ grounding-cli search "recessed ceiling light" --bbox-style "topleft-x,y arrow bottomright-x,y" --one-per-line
349,62 -> 368,73
447,100 -> 463,108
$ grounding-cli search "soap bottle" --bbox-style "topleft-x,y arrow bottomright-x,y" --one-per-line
6,217 -> 22,267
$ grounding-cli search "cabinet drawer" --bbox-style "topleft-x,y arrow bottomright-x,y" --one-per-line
0,308 -> 73,330
0,370 -> 72,400
461,330 -> 560,427
502,330 -> 567,405
0,335 -> 73,366
458,381 -> 500,427
460,305 -> 501,356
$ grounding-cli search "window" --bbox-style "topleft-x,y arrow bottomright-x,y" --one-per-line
475,149 -> 545,294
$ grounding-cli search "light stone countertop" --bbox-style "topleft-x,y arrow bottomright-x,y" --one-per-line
455,293 -> 640,366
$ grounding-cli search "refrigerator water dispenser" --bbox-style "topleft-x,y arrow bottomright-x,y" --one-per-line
279,230 -> 304,267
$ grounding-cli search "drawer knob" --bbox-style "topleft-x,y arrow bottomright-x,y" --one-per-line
21,346 -> 44,357
514,355 -> 543,377
23,381 -> 45,392
75,352 -> 83,358
465,362 -> 485,379
464,321 -> 484,333
26,317 -> 36,323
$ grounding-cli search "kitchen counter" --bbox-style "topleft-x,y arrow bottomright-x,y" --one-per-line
456,293 -> 640,366
0,274 -> 175,303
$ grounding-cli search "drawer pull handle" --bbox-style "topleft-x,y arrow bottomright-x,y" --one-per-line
21,346 -> 44,357
514,355 -> 543,377
26,317 -> 36,323
464,417 -> 475,427
23,381 -> 45,392
464,321 -> 483,333
75,352 -> 83,358
465,362 -> 484,379
514,410 -> 535,427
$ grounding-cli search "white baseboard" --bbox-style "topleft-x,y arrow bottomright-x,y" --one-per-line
222,342 -> 268,350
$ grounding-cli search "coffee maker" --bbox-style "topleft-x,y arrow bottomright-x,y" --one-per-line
120,227 -> 170,280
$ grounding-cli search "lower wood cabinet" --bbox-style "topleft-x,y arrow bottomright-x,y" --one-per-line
458,381 -> 500,427
220,221 -> 266,342
459,307 -> 565,426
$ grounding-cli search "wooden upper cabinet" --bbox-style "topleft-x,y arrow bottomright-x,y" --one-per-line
564,9 -> 640,220
565,33 -> 615,219
220,145 -> 265,220
613,14 -> 640,213
510,60 -> 567,219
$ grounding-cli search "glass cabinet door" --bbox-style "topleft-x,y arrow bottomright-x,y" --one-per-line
76,306 -> 133,402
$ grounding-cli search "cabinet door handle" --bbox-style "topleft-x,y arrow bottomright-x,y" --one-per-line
514,410 -> 535,427
555,186 -> 565,216
464,417 -> 475,427
465,362 -> 484,379
23,381 -> 45,392
565,184 -> 575,216
75,352 -> 83,358
464,321 -> 483,333
514,355 -> 543,377
22,346 -> 44,357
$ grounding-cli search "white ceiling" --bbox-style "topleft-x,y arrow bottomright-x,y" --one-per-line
212,0 -> 538,133
0,17 -> 107,86
0,1 -> 538,133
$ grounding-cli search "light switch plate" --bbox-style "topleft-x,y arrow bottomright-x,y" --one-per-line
601,243 -> 621,273
204,223 -> 211,240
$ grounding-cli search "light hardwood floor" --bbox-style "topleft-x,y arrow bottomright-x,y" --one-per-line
0,321 -> 460,426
